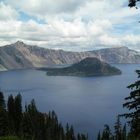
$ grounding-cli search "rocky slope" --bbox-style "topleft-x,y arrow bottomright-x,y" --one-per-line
46,57 -> 121,76
92,47 -> 140,63
0,41 -> 140,71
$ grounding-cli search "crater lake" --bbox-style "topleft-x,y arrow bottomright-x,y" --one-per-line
0,64 -> 139,140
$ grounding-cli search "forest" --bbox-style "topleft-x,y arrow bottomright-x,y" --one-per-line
0,91 -> 88,140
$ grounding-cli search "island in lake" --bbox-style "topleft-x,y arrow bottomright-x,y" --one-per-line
44,57 -> 121,76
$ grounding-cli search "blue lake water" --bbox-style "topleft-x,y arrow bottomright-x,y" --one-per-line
0,64 -> 140,140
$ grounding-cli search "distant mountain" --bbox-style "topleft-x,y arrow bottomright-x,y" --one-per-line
46,57 -> 121,76
0,41 -> 140,71
92,47 -> 140,63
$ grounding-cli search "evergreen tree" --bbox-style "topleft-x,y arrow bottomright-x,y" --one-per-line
7,95 -> 15,135
101,125 -> 112,140
80,134 -> 87,140
122,124 -> 126,140
58,124 -> 65,140
69,126 -> 76,140
26,99 -> 39,140
0,92 -> 88,140
0,110 -> 9,136
122,70 -> 140,139
0,91 -> 8,136
66,123 -> 70,140
97,131 -> 101,140
114,115 -> 122,140
77,134 -> 81,140
7,95 -> 15,119
14,94 -> 22,135
0,91 -> 6,111
128,0 -> 140,8
20,112 -> 33,140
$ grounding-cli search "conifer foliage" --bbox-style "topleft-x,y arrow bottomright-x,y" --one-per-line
128,0 -> 140,7
122,70 -> 140,139
98,70 -> 140,140
0,91 -> 87,140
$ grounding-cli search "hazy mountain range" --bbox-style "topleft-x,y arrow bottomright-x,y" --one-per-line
0,41 -> 140,71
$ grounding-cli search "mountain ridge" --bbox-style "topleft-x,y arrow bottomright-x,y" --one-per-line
0,41 -> 140,71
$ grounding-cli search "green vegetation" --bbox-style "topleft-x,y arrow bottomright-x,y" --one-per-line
0,136 -> 21,140
0,91 -> 87,140
46,57 -> 121,76
98,70 -> 140,140
122,70 -> 140,139
128,0 -> 140,8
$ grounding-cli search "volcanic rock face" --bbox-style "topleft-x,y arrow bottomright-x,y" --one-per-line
92,47 -> 140,64
0,41 -> 140,71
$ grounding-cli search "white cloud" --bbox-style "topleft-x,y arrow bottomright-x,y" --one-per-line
0,0 -> 140,51
0,18 -> 140,51
5,0 -> 90,16
0,18 -> 112,50
0,2 -> 18,21
4,0 -> 137,24
123,34 -> 140,46
99,34 -> 121,46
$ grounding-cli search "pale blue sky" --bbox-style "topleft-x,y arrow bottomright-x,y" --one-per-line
0,0 -> 140,51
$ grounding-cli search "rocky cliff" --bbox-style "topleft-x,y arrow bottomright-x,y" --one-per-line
0,41 -> 140,71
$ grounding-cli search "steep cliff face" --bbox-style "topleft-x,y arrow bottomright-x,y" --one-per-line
92,47 -> 140,63
0,41 -> 93,70
0,41 -> 140,71
0,42 -> 32,70
14,42 -> 93,66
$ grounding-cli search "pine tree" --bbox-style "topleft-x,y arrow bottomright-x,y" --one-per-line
69,126 -> 75,140
66,123 -> 70,140
0,92 -> 89,140
97,131 -> 101,140
0,91 -> 6,111
14,94 -> 22,135
0,91 -> 8,136
128,0 -> 140,8
80,134 -> 87,140
77,133 -> 81,140
122,124 -> 126,140
7,95 -> 15,119
7,95 -> 15,135
27,99 -> 38,140
122,70 -> 140,139
114,115 -> 122,140
101,125 -> 112,140
20,112 -> 32,140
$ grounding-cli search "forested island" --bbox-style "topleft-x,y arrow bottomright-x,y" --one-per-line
45,58 -> 121,77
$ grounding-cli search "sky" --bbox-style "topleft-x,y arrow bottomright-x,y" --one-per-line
0,0 -> 140,51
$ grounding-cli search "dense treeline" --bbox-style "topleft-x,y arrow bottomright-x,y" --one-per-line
97,117 -> 127,140
0,92 -> 87,140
